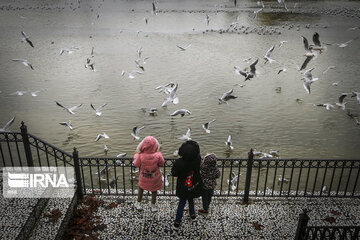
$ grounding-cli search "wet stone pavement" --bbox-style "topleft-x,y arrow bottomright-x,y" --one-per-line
93,195 -> 360,239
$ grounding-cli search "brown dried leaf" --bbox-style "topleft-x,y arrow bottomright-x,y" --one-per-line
330,210 -> 341,216
94,224 -> 107,231
106,202 -> 117,209
44,208 -> 63,223
253,221 -> 263,230
323,216 -> 336,223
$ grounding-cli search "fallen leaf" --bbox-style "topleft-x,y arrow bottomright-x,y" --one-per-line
253,221 -> 264,230
323,216 -> 336,223
330,210 -> 341,216
44,208 -> 63,223
106,202 -> 117,209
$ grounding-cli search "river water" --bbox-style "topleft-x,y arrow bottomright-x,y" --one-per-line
0,0 -> 359,159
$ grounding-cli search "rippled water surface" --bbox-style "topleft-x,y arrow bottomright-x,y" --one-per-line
0,0 -> 359,159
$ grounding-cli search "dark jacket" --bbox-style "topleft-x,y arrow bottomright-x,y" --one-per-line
171,140 -> 202,199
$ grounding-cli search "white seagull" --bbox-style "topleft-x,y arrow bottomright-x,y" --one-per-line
131,126 -> 145,140
21,31 -> 34,48
0,117 -> 15,133
90,103 -> 107,116
300,36 -> 316,71
95,133 -> 109,142
335,93 -> 348,110
264,45 -> 275,64
316,103 -> 334,111
10,91 -> 27,96
170,109 -> 191,117
225,135 -> 234,150
310,32 -> 326,53
176,44 -> 191,51
219,89 -> 237,104
121,70 -> 144,79
278,175 -> 289,183
59,120 -> 73,130
279,40 -> 287,48
11,59 -> 34,70
234,58 -> 258,81
302,68 -> 319,94
162,83 -> 179,107
351,92 -> 360,104
178,128 -> 191,141
55,101 -> 82,114
202,119 -> 216,133
323,66 -> 336,75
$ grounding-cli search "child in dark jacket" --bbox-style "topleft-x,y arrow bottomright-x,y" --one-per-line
199,153 -> 220,214
171,140 -> 202,228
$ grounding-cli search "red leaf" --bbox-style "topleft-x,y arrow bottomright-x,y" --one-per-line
106,202 -> 117,209
323,216 -> 336,223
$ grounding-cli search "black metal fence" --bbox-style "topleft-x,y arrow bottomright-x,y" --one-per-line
1,123 -> 360,203
295,209 -> 360,240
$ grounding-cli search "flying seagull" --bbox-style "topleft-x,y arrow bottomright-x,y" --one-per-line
315,103 -> 334,111
90,103 -> 107,116
178,128 -> 191,141
225,135 -> 234,150
11,59 -> 34,70
162,83 -> 179,107
121,70 -> 144,79
219,89 -> 237,104
300,36 -> 316,71
205,14 -> 210,26
0,117 -> 15,133
202,119 -> 216,133
335,93 -> 348,110
59,120 -> 73,130
55,101 -> 82,114
10,91 -> 27,96
302,68 -> 319,94
351,92 -> 360,104
21,31 -> 34,48
95,133 -> 109,142
234,58 -> 258,81
170,109 -> 191,117
176,44 -> 191,51
131,126 -> 145,140
310,32 -> 326,53
323,66 -> 335,75
264,45 -> 275,64
279,40 -> 287,48
155,82 -> 176,94
278,0 -> 288,11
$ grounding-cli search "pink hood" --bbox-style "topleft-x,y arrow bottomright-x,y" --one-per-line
136,136 -> 160,154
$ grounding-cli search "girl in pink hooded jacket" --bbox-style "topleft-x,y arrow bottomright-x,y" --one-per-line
133,136 -> 165,212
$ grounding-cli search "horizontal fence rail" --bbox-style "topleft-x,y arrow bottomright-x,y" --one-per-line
1,123 -> 360,200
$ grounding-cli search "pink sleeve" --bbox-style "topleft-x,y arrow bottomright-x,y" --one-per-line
133,153 -> 141,168
157,152 -> 165,167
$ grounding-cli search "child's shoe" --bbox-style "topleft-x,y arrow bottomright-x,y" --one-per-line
198,209 -> 209,214
151,204 -> 158,212
134,201 -> 142,211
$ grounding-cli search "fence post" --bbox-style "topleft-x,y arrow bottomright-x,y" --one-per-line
73,147 -> 83,199
20,121 -> 34,167
243,148 -> 254,204
294,209 -> 310,240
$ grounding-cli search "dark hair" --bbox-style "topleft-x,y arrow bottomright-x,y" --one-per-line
178,140 -> 200,162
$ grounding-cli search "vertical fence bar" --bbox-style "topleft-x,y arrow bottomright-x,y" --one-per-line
263,159 -> 270,196
279,160 -> 286,196
303,161 -> 311,197
243,149 -> 253,204
73,148 -> 83,199
288,160 -> 295,196
329,161 -> 337,196
89,160 -> 94,195
235,160 -> 241,196
228,160 -> 233,196
272,160 -> 278,196
311,161 -> 320,196
0,142 -> 5,167
294,209 -> 309,240
296,161 -> 304,197
320,161 -> 329,197
34,139 -> 42,167
352,166 -> 360,197
255,159 -> 261,196
344,161 -> 354,197
14,134 -> 23,167
336,161 -> 345,196
220,159 -> 225,196
20,122 -> 34,167
5,134 -> 15,167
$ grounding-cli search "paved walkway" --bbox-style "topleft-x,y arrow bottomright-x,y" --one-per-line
93,195 -> 360,240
